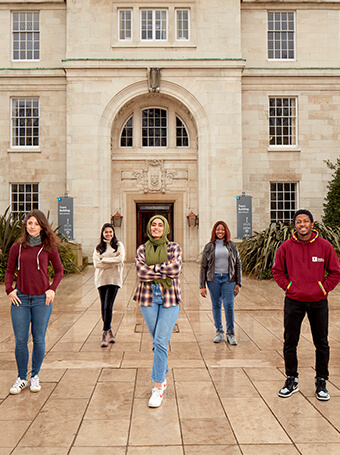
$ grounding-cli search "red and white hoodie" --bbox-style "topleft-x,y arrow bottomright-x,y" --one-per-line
272,230 -> 340,302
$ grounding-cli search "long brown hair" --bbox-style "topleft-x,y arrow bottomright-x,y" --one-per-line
210,220 -> 231,244
18,210 -> 61,252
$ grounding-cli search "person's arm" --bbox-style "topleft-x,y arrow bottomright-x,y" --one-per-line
93,249 -> 108,269
101,242 -> 125,264
272,244 -> 290,291
154,243 -> 182,279
48,248 -> 63,292
135,245 -> 163,282
234,244 -> 242,288
323,245 -> 340,293
5,243 -> 19,295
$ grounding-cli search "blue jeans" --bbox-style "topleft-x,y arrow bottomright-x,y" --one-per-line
11,290 -> 52,380
207,273 -> 236,333
140,284 -> 180,383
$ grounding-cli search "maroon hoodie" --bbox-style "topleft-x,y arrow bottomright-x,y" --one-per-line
5,242 -> 63,296
272,230 -> 340,302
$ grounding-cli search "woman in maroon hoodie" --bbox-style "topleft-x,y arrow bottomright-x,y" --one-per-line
5,210 -> 63,394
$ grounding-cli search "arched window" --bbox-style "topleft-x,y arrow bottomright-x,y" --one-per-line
176,116 -> 189,147
120,116 -> 133,147
142,108 -> 167,147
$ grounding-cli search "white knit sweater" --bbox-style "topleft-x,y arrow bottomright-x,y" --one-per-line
93,241 -> 125,288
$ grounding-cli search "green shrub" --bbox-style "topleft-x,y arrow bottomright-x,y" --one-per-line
0,208 -> 79,282
239,221 -> 340,279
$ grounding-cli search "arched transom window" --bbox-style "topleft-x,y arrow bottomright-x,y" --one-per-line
119,106 -> 190,149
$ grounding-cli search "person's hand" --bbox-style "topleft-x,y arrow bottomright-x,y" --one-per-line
45,289 -> 55,305
8,290 -> 21,306
200,288 -> 207,298
234,285 -> 240,297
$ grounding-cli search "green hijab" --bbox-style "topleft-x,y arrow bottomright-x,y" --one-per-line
145,215 -> 172,290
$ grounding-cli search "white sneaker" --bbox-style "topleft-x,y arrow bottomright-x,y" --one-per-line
30,375 -> 41,393
148,386 -> 164,407
9,377 -> 28,395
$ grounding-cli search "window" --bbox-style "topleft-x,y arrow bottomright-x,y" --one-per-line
141,9 -> 167,41
176,9 -> 190,40
12,12 -> 40,61
120,117 -> 133,147
11,98 -> 39,147
176,117 -> 189,146
268,12 -> 295,60
270,182 -> 296,223
269,97 -> 296,146
118,9 -> 132,40
11,183 -> 39,215
142,108 -> 167,147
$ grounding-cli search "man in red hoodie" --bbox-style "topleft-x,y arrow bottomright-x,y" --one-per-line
272,209 -> 340,401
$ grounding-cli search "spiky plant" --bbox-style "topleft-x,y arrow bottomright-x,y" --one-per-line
239,221 -> 340,279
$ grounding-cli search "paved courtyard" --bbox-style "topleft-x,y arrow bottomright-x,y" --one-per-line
1,262 -> 340,454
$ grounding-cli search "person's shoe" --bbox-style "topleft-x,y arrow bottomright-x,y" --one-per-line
226,331 -> 238,345
315,377 -> 330,401
106,328 -> 116,343
9,377 -> 28,395
30,375 -> 41,393
148,386 -> 165,408
101,331 -> 108,347
278,376 -> 299,398
213,329 -> 224,343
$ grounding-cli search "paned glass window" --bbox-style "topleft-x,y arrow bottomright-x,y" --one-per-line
11,183 -> 39,215
268,12 -> 295,60
269,97 -> 296,146
141,9 -> 167,41
176,9 -> 190,40
118,9 -> 132,40
142,108 -> 167,147
120,117 -> 133,147
176,117 -> 189,146
12,12 -> 40,61
270,182 -> 296,223
11,98 -> 39,147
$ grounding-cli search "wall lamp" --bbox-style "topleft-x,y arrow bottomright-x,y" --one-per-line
111,211 -> 123,228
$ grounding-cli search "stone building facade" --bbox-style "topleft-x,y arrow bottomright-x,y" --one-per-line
1,0 -> 339,261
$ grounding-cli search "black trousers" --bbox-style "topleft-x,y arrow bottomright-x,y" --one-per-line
283,296 -> 329,379
98,285 -> 119,331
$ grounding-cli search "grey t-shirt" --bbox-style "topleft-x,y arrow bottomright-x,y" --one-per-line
214,239 -> 229,274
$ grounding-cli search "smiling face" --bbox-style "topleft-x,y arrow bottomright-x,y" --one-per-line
26,216 -> 42,237
294,214 -> 313,241
215,224 -> 226,240
150,218 -> 165,239
103,227 -> 114,241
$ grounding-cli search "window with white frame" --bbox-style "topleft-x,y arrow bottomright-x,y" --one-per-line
141,9 -> 167,41
11,183 -> 39,215
120,116 -> 133,147
176,9 -> 190,40
269,97 -> 296,146
270,182 -> 296,223
12,12 -> 40,61
118,9 -> 132,40
142,108 -> 167,147
268,12 -> 295,60
11,97 -> 40,147
176,116 -> 189,146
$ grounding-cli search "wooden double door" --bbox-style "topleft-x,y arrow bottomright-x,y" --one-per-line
136,203 -> 174,247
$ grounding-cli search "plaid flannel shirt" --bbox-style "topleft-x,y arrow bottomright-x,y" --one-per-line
133,241 -> 182,307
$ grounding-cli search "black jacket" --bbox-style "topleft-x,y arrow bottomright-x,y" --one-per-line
200,241 -> 242,289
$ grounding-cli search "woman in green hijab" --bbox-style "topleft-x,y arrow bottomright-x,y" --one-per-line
134,215 -> 182,408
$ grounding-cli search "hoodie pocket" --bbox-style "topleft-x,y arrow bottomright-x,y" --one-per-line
286,281 -> 326,301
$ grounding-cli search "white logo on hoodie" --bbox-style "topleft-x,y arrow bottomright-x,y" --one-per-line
312,256 -> 324,263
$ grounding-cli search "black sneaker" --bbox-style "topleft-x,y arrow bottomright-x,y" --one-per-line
278,376 -> 299,398
315,377 -> 330,401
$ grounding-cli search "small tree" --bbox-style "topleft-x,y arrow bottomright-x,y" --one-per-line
323,158 -> 340,227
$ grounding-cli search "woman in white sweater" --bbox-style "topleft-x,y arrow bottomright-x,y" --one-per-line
93,223 -> 125,347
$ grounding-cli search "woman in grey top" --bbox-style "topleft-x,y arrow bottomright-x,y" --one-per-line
200,221 -> 242,344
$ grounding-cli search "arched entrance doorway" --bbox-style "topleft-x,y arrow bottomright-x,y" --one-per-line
110,92 -> 198,261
